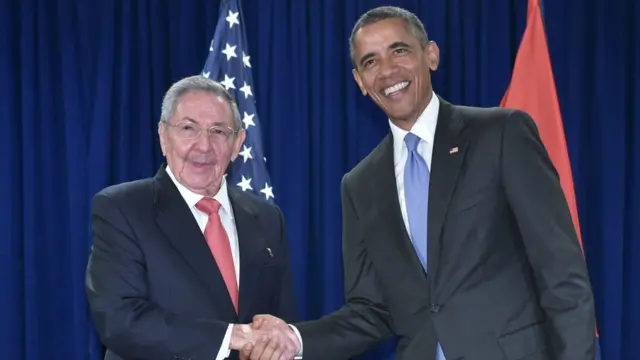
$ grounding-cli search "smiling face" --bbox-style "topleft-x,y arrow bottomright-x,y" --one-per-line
159,90 -> 245,196
351,17 -> 439,130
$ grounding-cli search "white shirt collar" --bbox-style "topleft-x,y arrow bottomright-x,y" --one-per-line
388,91 -> 439,163
165,165 -> 234,219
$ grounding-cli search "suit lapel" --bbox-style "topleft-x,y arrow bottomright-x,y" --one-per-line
427,99 -> 468,285
374,136 -> 430,283
228,188 -> 267,320
153,165 -> 236,317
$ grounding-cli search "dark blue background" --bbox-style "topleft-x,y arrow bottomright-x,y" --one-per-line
1,0 -> 637,359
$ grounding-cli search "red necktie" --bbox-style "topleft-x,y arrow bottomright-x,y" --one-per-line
196,197 -> 238,312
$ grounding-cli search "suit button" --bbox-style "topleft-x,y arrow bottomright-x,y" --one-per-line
430,304 -> 441,313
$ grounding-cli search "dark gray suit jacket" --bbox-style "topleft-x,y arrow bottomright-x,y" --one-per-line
86,165 -> 298,360
294,98 -> 596,360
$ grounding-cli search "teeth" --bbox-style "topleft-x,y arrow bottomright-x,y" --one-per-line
384,81 -> 409,96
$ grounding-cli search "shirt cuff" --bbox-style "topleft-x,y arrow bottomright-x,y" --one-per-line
215,324 -> 234,360
288,324 -> 303,359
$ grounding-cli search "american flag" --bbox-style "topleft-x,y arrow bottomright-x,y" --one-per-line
201,0 -> 275,203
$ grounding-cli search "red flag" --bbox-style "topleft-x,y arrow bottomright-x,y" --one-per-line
501,0 -> 602,350
500,0 -> 582,248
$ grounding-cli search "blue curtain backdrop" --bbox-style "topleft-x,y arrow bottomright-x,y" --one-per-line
1,0 -> 638,359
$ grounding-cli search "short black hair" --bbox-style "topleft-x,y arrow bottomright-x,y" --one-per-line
349,6 -> 429,67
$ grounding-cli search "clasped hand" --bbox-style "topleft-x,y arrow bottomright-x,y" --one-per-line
230,315 -> 300,360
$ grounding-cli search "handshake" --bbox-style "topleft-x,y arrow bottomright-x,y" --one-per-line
229,315 -> 301,360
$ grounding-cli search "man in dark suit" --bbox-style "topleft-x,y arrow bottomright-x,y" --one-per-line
242,6 -> 597,360
85,75 -> 299,360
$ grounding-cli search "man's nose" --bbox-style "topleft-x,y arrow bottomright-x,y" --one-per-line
194,129 -> 213,150
378,58 -> 399,77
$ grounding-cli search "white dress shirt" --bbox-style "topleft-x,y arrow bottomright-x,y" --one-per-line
291,93 -> 440,358
389,91 -> 439,232
166,166 -> 239,360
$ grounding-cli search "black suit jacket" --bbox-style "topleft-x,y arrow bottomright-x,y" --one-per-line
294,99 -> 596,360
85,165 -> 298,360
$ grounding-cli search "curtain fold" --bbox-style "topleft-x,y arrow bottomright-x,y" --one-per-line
0,0 -> 637,359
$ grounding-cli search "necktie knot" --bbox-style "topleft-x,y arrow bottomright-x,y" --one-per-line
404,132 -> 422,152
196,197 -> 221,216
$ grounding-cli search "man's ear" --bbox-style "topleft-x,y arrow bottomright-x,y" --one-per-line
158,121 -> 167,156
352,68 -> 367,96
230,128 -> 246,161
426,41 -> 440,71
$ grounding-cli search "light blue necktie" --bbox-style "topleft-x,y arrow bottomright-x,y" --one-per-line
403,133 -> 446,360
403,132 -> 429,270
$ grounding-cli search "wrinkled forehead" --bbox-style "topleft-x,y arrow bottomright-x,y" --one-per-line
174,91 -> 234,127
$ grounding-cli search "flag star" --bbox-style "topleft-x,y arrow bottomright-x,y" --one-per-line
238,145 -> 253,163
240,82 -> 253,99
222,43 -> 237,61
201,71 -> 210,78
220,74 -> 236,90
226,10 -> 240,28
263,157 -> 267,162
209,40 -> 214,51
242,52 -> 251,68
260,183 -> 275,201
242,112 -> 255,128
237,176 -> 253,192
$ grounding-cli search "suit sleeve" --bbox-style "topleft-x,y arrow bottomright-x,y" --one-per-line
292,173 -> 393,360
274,205 -> 299,324
85,192 -> 230,360
500,110 -> 597,360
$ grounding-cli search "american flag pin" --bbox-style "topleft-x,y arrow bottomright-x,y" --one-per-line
266,248 -> 273,257
449,147 -> 459,154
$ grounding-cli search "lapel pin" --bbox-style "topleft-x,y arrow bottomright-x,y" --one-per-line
449,147 -> 459,154
266,248 -> 273,257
